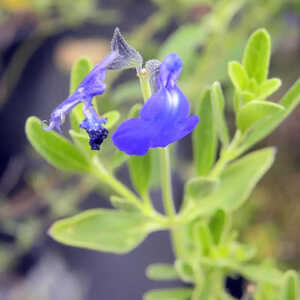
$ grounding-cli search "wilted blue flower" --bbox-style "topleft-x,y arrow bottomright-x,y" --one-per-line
44,51 -> 117,132
112,53 -> 200,156
44,28 -> 142,150
80,101 -> 108,150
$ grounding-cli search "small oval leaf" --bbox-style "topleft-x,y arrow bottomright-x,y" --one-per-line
228,61 -> 249,91
243,28 -> 271,84
26,117 -> 90,173
146,263 -> 179,281
193,89 -> 218,176
237,100 -> 285,133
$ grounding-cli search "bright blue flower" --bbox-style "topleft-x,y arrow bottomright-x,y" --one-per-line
112,53 -> 200,156
80,100 -> 108,150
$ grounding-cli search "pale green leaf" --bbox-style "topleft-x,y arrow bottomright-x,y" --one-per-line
258,78 -> 282,100
228,61 -> 249,91
69,129 -> 95,158
193,222 -> 213,256
26,117 -> 90,173
174,260 -> 194,283
243,28 -> 271,84
102,110 -> 120,129
185,177 -> 218,201
49,209 -> 152,254
110,196 -> 139,211
237,79 -> 300,155
241,264 -> 282,285
146,263 -> 179,281
237,100 -> 285,132
209,209 -> 228,245
128,152 -> 152,195
112,149 -> 128,169
193,89 -> 217,176
194,148 -> 275,214
211,82 -> 230,147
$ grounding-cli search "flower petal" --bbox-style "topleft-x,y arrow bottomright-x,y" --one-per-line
151,115 -> 200,147
112,118 -> 153,155
80,104 -> 108,150
160,53 -> 182,89
140,86 -> 190,123
45,92 -> 82,131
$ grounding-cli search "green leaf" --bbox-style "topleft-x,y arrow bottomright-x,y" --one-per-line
185,177 -> 218,201
195,148 -> 275,214
70,57 -> 93,94
258,78 -> 282,100
237,100 -> 285,133
159,24 -> 207,63
241,264 -> 283,285
174,260 -> 194,283
110,196 -> 138,212
49,209 -> 152,254
146,263 -> 179,281
281,270 -> 299,300
237,79 -> 300,154
128,152 -> 152,195
211,82 -> 230,148
193,89 -> 217,176
128,103 -> 142,118
242,28 -> 271,84
112,149 -> 128,169
219,148 -> 275,211
241,90 -> 255,102
247,77 -> 259,94
102,110 -> 120,129
69,129 -> 95,158
209,209 -> 228,245
228,61 -> 249,91
26,117 -> 90,173
144,288 -> 193,300
69,57 -> 93,131
193,222 -> 213,256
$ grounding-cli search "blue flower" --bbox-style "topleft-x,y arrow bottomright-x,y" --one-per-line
112,53 -> 200,156
80,100 -> 108,150
44,51 -> 117,132
43,28 -> 142,150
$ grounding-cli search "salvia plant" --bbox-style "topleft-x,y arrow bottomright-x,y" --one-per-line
25,28 -> 300,300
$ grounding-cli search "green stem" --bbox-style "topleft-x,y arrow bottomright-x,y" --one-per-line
209,130 -> 242,179
92,158 -> 142,208
92,159 -> 167,224
138,69 -> 152,100
160,148 -> 176,218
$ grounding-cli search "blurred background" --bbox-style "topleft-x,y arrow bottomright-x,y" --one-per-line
0,0 -> 300,299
